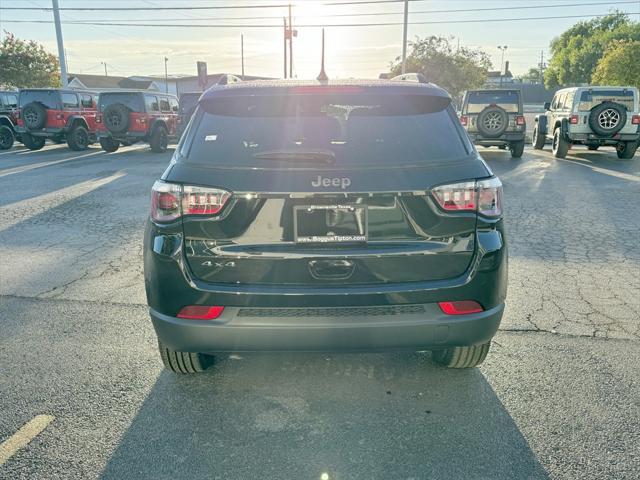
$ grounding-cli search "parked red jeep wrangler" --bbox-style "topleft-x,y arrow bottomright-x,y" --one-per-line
0,91 -> 20,150
96,91 -> 179,153
16,89 -> 98,151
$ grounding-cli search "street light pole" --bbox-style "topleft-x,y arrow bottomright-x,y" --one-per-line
164,57 -> 169,94
498,45 -> 508,87
401,0 -> 409,74
241,34 -> 245,79
101,62 -> 108,76
51,0 -> 68,86
288,4 -> 293,78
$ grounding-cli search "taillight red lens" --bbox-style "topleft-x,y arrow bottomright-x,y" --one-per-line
432,178 -> 502,217
177,305 -> 224,320
459,115 -> 468,126
632,115 -> 640,125
516,115 -> 525,126
56,113 -> 64,120
432,181 -> 476,211
150,181 -> 231,222
570,115 -> 579,125
95,113 -> 102,123
151,181 -> 181,222
15,109 -> 20,119
438,301 -> 483,315
182,185 -> 231,215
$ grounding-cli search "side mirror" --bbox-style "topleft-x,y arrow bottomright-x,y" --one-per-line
544,102 -> 551,111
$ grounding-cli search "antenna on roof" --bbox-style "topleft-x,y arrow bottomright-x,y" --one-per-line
317,29 -> 328,82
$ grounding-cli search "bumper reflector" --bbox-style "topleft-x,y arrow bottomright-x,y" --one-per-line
177,305 -> 225,320
438,301 -> 483,315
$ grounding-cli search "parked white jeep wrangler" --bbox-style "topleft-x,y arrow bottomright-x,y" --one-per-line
532,86 -> 639,159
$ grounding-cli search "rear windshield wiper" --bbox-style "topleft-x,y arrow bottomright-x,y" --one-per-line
252,149 -> 336,164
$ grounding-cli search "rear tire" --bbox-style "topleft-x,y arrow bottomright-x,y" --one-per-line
432,342 -> 491,368
158,341 -> 211,374
510,140 -> 525,158
22,133 -> 46,151
149,125 -> 168,153
67,125 -> 90,151
552,128 -> 569,159
616,141 -> 637,160
0,125 -> 14,150
532,125 -> 545,150
99,137 -> 120,153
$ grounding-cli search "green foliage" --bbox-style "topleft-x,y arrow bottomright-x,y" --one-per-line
389,36 -> 492,99
518,67 -> 544,84
544,13 -> 640,88
0,32 -> 60,89
592,40 -> 640,89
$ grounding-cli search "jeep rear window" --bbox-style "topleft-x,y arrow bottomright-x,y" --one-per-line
464,91 -> 520,114
578,90 -> 635,112
98,93 -> 144,112
184,93 -> 470,167
19,90 -> 61,109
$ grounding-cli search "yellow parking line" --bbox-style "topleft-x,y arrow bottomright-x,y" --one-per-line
0,415 -> 54,466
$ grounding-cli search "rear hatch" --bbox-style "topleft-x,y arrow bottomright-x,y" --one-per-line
463,90 -> 521,133
167,86 -> 489,286
18,89 -> 62,128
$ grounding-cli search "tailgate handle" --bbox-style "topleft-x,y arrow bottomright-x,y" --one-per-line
308,259 -> 355,280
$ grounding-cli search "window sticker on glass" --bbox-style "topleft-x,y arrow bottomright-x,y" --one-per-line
205,135 -> 218,142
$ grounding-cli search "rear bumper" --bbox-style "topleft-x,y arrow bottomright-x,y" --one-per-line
97,131 -> 148,141
568,132 -> 640,143
468,132 -> 525,145
150,303 -> 504,353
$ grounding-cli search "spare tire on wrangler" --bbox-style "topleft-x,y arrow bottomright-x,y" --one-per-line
21,102 -> 47,130
103,103 -> 130,133
588,101 -> 626,137
477,106 -> 508,138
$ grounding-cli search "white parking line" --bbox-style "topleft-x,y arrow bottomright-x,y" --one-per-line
531,149 -> 640,182
0,150 -> 104,178
0,415 -> 54,466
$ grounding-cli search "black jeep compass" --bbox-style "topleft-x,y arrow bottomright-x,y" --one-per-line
144,79 -> 507,373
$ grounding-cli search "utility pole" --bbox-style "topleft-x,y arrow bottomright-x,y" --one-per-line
241,34 -> 245,79
401,0 -> 409,74
288,4 -> 293,78
283,18 -> 288,78
101,62 -> 108,76
539,50 -> 545,84
164,57 -> 169,93
52,0 -> 68,86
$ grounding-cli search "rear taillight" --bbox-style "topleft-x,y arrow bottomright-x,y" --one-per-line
151,181 -> 231,222
432,177 -> 502,217
459,115 -> 468,126
95,113 -> 102,123
15,109 -> 20,119
136,116 -> 147,124
177,305 -> 224,320
182,185 -> 231,215
438,301 -> 483,315
570,114 -> 579,125
632,115 -> 640,125
516,115 -> 525,126
56,113 -> 64,120
432,181 -> 476,211
151,181 -> 181,222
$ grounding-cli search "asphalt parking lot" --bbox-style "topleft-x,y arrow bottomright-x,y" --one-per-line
0,143 -> 639,479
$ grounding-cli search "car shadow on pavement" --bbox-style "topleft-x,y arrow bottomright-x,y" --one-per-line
100,353 -> 549,480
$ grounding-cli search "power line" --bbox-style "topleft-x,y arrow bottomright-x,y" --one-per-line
5,1 -> 635,21
3,12 -> 638,28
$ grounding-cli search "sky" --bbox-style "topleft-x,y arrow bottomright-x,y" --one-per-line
0,0 -> 639,80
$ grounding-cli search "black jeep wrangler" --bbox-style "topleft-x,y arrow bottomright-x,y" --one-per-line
459,89 -> 526,158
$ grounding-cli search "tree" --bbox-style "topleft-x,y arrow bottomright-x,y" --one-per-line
389,36 -> 492,99
517,67 -> 544,84
544,13 -> 640,88
0,32 -> 60,89
592,40 -> 640,89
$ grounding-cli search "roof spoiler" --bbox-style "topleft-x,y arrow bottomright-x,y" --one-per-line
391,73 -> 428,84
216,74 -> 242,86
